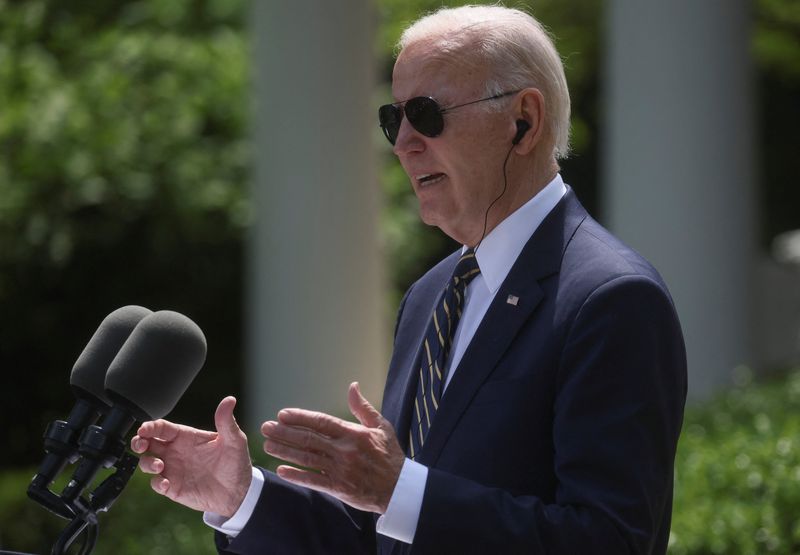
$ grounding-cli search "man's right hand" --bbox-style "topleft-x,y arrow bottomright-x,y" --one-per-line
131,396 -> 253,519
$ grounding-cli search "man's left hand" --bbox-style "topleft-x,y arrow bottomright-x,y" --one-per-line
260,381 -> 405,514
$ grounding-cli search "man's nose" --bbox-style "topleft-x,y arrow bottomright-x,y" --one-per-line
392,118 -> 425,157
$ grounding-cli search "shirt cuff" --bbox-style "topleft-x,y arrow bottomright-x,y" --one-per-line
203,466 -> 264,537
375,458 -> 428,544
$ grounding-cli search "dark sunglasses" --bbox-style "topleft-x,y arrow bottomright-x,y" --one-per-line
378,90 -> 520,145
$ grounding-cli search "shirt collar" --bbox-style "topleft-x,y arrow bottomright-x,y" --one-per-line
465,173 -> 567,294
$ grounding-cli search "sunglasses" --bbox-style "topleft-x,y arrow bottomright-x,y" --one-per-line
378,90 -> 520,145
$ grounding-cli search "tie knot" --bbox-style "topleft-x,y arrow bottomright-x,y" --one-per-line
453,248 -> 480,286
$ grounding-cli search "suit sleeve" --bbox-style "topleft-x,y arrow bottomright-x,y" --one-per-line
215,468 -> 377,554
411,275 -> 687,554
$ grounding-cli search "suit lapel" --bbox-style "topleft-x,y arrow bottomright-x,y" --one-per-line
417,189 -> 587,466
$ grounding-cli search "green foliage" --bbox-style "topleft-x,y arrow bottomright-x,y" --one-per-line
0,468 -> 219,554
0,0 -> 249,267
669,369 -> 800,554
0,0 -> 249,465
754,0 -> 800,82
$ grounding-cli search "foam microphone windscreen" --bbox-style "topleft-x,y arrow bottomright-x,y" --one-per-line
104,310 -> 207,421
70,305 -> 153,406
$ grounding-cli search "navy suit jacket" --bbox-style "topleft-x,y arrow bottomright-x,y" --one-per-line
217,189 -> 687,554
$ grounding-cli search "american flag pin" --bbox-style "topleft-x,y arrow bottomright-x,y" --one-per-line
506,294 -> 519,306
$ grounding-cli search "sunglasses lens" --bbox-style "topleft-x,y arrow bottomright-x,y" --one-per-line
378,97 -> 445,145
405,97 -> 444,138
378,104 -> 402,145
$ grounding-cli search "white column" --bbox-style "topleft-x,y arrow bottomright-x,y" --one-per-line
604,1 -> 755,399
247,1 -> 386,427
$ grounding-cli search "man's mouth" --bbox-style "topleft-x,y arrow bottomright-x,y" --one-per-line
416,173 -> 446,186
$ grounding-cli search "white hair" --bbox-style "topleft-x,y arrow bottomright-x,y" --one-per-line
398,5 -> 571,159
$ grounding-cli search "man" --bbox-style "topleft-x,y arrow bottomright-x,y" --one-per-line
132,6 -> 687,554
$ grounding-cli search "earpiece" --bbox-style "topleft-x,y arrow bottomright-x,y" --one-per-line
512,120 -> 531,145
477,119 -> 533,252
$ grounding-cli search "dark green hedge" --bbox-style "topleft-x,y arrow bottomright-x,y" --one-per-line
669,369 -> 800,554
0,469 -> 216,554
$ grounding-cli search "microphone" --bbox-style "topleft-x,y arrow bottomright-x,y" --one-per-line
60,310 -> 207,503
28,305 -> 152,515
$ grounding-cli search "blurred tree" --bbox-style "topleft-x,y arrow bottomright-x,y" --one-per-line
0,0 -> 250,466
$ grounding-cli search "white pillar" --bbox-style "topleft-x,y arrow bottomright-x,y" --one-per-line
247,1 -> 386,427
604,1 -> 755,399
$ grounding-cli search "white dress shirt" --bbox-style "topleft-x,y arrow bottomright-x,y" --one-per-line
205,174 -> 568,542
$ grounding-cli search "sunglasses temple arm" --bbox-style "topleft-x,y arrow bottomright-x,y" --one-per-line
440,90 -> 519,114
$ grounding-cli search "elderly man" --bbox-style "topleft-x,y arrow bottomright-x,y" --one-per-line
132,6 -> 687,554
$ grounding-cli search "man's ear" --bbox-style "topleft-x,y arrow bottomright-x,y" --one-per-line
513,88 -> 546,154
513,120 -> 531,145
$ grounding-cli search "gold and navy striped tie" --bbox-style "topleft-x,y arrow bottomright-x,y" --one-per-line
408,248 -> 480,460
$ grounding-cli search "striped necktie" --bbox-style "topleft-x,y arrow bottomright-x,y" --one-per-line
408,248 -> 481,460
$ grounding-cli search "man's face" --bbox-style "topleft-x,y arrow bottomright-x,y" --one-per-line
391,45 -> 513,246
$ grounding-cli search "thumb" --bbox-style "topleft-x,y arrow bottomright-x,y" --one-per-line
215,396 -> 244,441
348,382 -> 383,429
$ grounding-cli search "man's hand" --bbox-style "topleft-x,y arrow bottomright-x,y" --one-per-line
131,396 -> 253,518
261,382 -> 405,514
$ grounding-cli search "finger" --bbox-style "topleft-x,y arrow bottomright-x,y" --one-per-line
137,417 -> 217,448
131,435 -> 170,455
263,438 -> 330,471
275,465 -> 332,493
277,408 -> 353,438
131,435 -> 149,454
136,419 -> 185,443
138,456 -> 165,475
215,396 -> 244,442
132,434 -> 173,459
348,382 -> 383,429
261,421 -> 333,453
150,475 -> 171,495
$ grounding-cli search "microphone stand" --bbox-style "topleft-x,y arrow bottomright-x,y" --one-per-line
50,451 -> 139,555
26,410 -> 139,555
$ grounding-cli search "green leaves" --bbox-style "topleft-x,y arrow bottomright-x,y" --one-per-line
0,0 -> 249,468
0,0 -> 249,267
755,0 -> 800,81
670,370 -> 800,554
